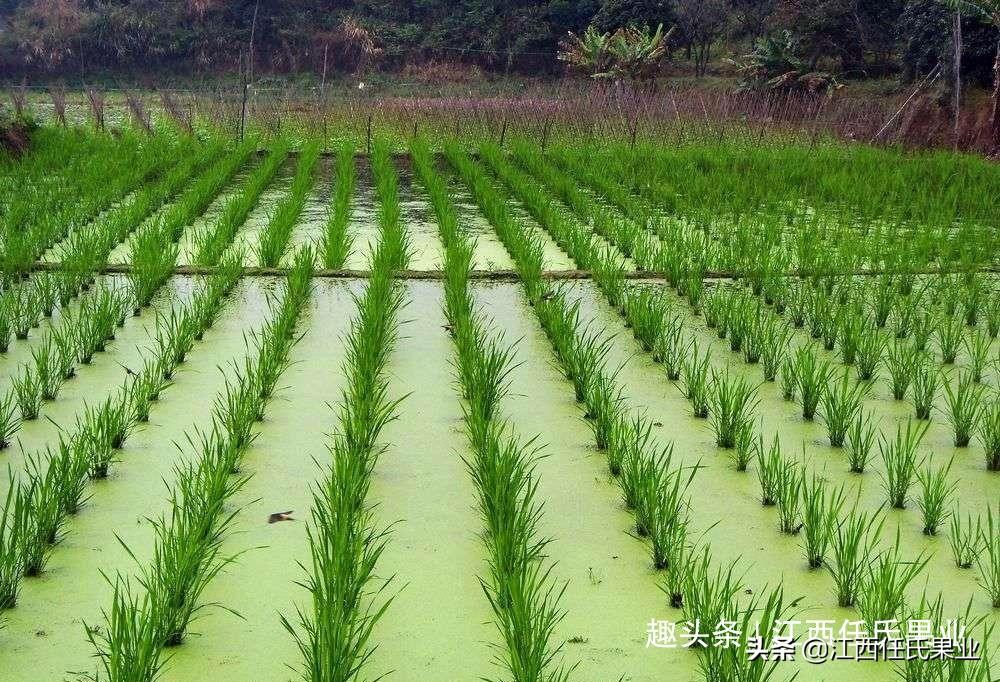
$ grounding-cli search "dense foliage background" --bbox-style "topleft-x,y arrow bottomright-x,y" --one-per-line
0,0 -> 996,89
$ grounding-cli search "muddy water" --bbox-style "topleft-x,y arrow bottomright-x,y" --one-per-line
562,280 -> 995,681
505,198 -> 576,271
477,282 -> 697,681
228,157 -> 296,267
448,182 -> 515,270
176,156 -> 262,266
0,277 -> 269,681
344,156 -> 380,270
164,278 -> 357,681
283,155 -> 333,265
1,276 -> 189,476
366,281 -> 495,680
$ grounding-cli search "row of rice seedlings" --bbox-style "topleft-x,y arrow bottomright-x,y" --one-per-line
447,145 -> 703,627
130,141 -> 255,312
1,131 -> 174,281
281,251 -> 404,680
91,249 -> 313,678
0,282 -> 130,445
256,141 -> 320,267
0,253 -> 244,611
320,141 -> 356,269
370,139 -> 409,271
194,140 -> 289,266
0,146 -> 211,348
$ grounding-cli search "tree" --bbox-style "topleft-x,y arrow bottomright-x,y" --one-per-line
674,0 -> 729,76
943,0 -> 1000,149
558,23 -> 673,83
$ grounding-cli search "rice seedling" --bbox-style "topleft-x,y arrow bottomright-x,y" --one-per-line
0,392 -> 18,449
775,459 -> 804,535
0,478 -> 30,608
708,370 -> 759,449
975,503 -> 1000,607
802,473 -> 845,568
935,314 -> 964,364
856,530 -> 930,625
257,142 -> 320,267
756,433 -> 784,506
819,369 -> 870,447
759,318 -> 791,382
321,141 -> 356,269
779,356 -> 797,401
911,358 -> 940,421
19,456 -> 65,577
793,345 -> 832,420
980,398 -> 1000,471
986,297 -> 1000,338
623,287 -> 667,354
854,324 -> 885,382
731,417 -> 757,472
941,370 -> 984,447
846,409 -> 878,474
680,343 -> 711,418
653,313 -> 686,381
949,507 -> 982,568
879,419 -> 928,509
963,331 -> 991,383
915,458 -> 956,536
0,297 -> 12,354
10,287 -> 38,340
681,550 -> 742,647
828,505 -> 884,607
11,365 -> 43,420
585,372 -> 624,455
86,576 -> 168,682
911,309 -> 935,352
884,340 -> 919,400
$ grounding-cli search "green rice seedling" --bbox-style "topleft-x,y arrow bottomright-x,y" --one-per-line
756,433 -> 784,506
86,575 -> 167,682
976,503 -> 1000,607
911,358 -> 940,420
980,398 -> 1000,471
709,370 -> 759,449
854,325 -> 886,382
820,369 -> 870,447
0,478 -> 30,608
775,460 -> 804,535
616,416 -> 657,514
789,284 -> 808,329
857,530 -> 930,625
19,456 -> 65,576
961,276 -> 984,327
871,274 -> 895,328
624,287 -> 667,354
660,524 -> 693,608
12,365 -> 43,420
893,594 -> 995,682
802,474 -> 845,568
731,418 -> 757,472
0,307 -> 12,355
649,503 -> 690,572
935,314 -> 964,364
891,295 -> 916,340
51,323 -> 76,381
794,345 -> 832,420
703,288 -> 724,331
949,507 -> 982,568
759,319 -> 792,382
942,370 -> 984,447
879,419 -> 928,509
884,340 -> 919,400
47,436 -> 89,517
653,314 -> 686,381
963,331 -> 991,383
29,337 -> 62,401
631,444 -> 677,538
680,343 -> 711,418
911,309 -> 935,352
585,372 -> 624,454
681,550 -> 742,647
828,506 -> 884,607
129,225 -> 179,314
986,296 -> 1000,338
916,458 -> 956,535
10,287 -> 38,340
0,392 -> 18,449
155,307 -> 199,368
257,142 -> 321,268
563,327 -> 612,404
846,409 -> 878,474
779,356 -> 797,401
321,141 -> 356,269
697,584 -> 798,682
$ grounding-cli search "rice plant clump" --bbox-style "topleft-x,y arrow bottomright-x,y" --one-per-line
879,419 -> 928,509
819,370 -> 870,447
708,371 -> 759,449
941,370 -> 984,447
